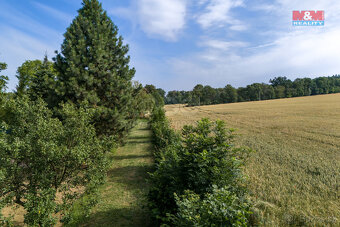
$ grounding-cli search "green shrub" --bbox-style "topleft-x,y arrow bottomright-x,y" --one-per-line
0,97 -> 109,226
149,107 -> 180,161
179,119 -> 248,196
148,112 -> 252,226
173,186 -> 251,227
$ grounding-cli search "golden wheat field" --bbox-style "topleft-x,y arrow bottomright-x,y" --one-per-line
165,94 -> 340,226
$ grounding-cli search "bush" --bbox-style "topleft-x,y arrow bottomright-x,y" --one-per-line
179,119 -> 248,196
173,186 -> 251,227
0,97 -> 109,226
149,107 -> 180,161
148,110 -> 252,226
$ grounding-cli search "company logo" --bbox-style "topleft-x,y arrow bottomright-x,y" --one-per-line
292,10 -> 324,26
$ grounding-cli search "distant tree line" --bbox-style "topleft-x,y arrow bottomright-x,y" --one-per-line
163,75 -> 340,106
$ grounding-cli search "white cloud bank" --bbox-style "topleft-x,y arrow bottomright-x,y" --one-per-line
167,25 -> 340,90
196,0 -> 245,30
137,0 -> 187,41
109,0 -> 187,41
200,39 -> 247,51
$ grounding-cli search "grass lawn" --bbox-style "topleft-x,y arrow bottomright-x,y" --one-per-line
69,120 -> 153,227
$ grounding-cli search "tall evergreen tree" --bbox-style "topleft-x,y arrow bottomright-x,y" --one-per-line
54,0 -> 136,139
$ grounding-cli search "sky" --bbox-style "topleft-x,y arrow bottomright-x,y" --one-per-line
1,0 -> 340,92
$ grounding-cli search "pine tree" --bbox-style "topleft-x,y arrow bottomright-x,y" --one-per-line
54,0 -> 136,139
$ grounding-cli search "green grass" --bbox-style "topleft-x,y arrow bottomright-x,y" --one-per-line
68,120 -> 153,227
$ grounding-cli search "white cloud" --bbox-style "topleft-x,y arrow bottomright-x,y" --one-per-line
229,23 -> 247,31
197,0 -> 209,6
197,0 -> 244,29
200,39 -> 247,51
137,0 -> 187,41
167,24 -> 340,90
251,4 -> 277,12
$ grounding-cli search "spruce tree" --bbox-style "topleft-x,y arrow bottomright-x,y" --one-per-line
54,0 -> 135,139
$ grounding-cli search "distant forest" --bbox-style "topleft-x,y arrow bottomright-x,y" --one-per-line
156,75 -> 340,106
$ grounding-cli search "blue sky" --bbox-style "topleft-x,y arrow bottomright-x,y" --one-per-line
1,0 -> 340,92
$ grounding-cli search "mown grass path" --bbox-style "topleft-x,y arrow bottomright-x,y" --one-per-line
78,120 -> 153,227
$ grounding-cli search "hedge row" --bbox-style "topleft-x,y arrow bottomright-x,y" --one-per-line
0,97 -> 110,226
148,107 -> 254,226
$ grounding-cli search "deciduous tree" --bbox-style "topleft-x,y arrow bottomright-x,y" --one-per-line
0,62 -> 8,94
16,60 -> 42,95
28,55 -> 57,108
0,97 -> 108,225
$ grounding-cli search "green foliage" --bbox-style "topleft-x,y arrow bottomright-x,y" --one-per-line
166,90 -> 191,104
179,119 -> 247,195
189,84 -> 204,106
223,84 -> 238,103
130,82 -> 155,119
152,91 -> 165,108
144,84 -> 165,108
15,57 -> 58,109
0,76 -> 7,93
149,107 -> 180,160
156,88 -> 166,100
24,189 -> 58,226
0,62 -> 8,120
148,110 -> 252,226
54,0 -> 136,139
16,59 -> 43,95
0,97 -> 109,226
28,56 -> 58,108
173,186 -> 251,227
0,61 -> 8,94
